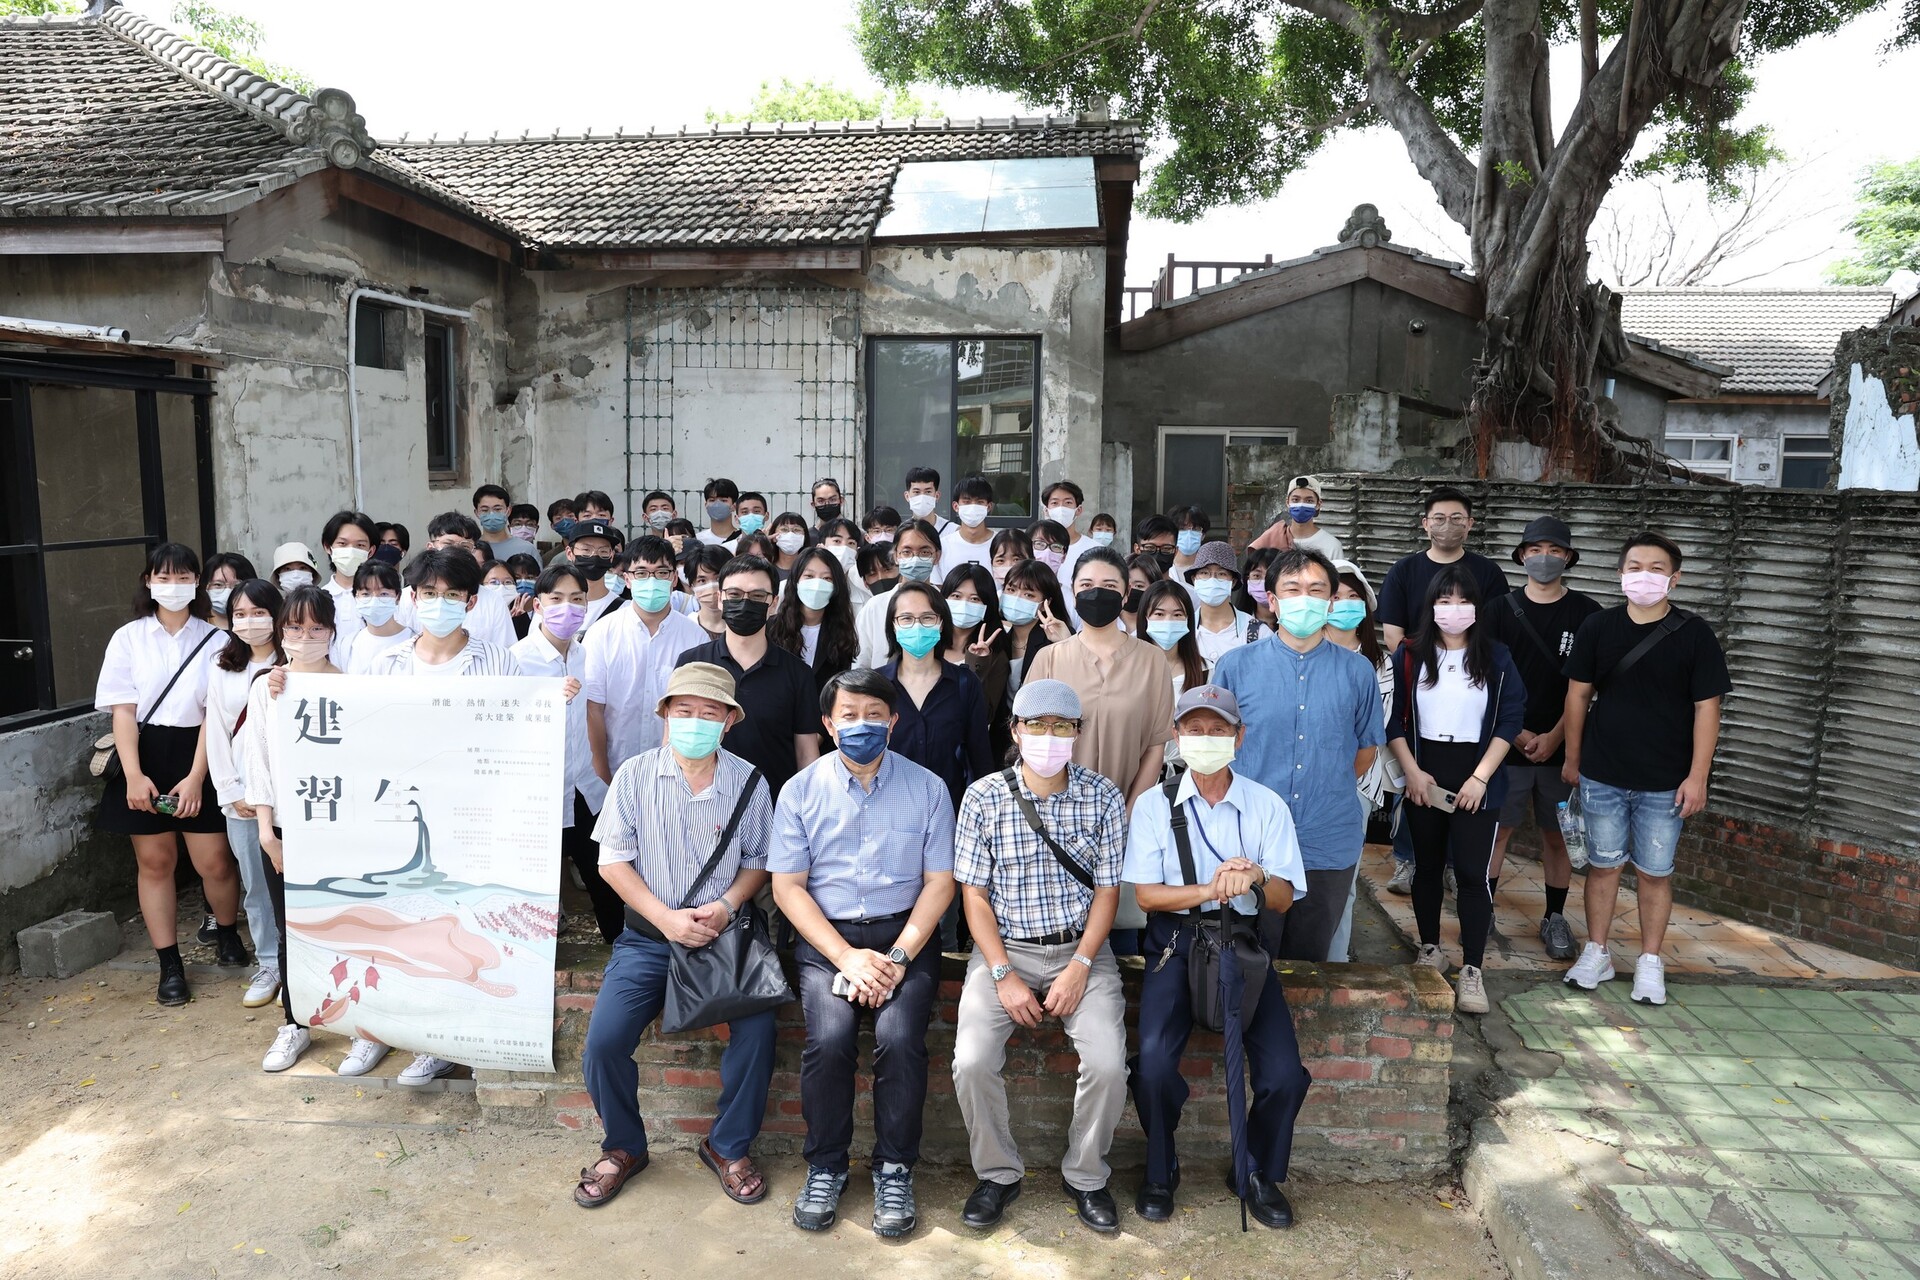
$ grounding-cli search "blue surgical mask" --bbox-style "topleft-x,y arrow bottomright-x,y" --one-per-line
948,598 -> 986,629
1000,595 -> 1039,625
1089,531 -> 1114,547
603,574 -> 626,597
357,596 -> 398,627
515,578 -> 537,595
208,586 -> 233,614
1276,595 -> 1330,638
1327,600 -> 1368,630
554,518 -> 577,538
1194,578 -> 1233,607
416,597 -> 468,638
1288,503 -> 1319,524
897,555 -> 935,582
738,513 -> 766,535
895,623 -> 942,659
795,578 -> 835,611
1146,619 -> 1189,650
667,716 -> 725,760
630,577 -> 671,612
1176,530 -> 1203,556
835,719 -> 889,765
477,511 -> 509,533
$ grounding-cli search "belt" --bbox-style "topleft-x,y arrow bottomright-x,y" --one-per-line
1010,928 -> 1082,947
829,910 -> 911,928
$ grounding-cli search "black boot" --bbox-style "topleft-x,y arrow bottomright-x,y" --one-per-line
156,947 -> 190,1006
214,923 -> 250,968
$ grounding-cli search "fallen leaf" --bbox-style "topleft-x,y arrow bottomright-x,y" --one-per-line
170,1091 -> 180,1100
78,1078 -> 94,1087
374,1152 -> 389,1159
178,1203 -> 190,1214
450,1236 -> 471,1243
254,1248 -> 266,1255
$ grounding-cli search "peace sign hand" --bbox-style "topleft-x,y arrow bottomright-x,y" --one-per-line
1037,600 -> 1071,643
968,627 -> 1003,657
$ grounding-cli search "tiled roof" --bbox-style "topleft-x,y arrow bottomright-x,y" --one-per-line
372,120 -> 1144,250
1621,288 -> 1895,395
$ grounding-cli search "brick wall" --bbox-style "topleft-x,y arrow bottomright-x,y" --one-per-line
479,948 -> 1456,1183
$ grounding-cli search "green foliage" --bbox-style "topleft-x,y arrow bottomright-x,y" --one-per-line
1494,159 -> 1535,190
0,0 -> 82,14
1630,61 -> 1781,200
1827,158 -> 1920,285
170,2 -> 314,94
706,77 -> 941,124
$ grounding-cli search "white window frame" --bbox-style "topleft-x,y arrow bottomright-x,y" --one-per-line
1665,432 -> 1737,479
1155,426 -> 1298,512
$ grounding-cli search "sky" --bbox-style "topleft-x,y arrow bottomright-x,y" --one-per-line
122,0 -> 1920,290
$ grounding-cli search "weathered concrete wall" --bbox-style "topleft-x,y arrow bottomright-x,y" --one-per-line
1832,322 -> 1920,491
1608,373 -> 1670,444
1662,401 -> 1829,486
0,713 -> 133,974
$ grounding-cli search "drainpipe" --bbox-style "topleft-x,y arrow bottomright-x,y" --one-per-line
346,287 -> 473,512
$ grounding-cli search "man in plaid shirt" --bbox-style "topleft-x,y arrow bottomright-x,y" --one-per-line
950,679 -> 1129,1235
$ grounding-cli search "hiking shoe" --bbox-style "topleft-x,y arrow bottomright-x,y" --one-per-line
792,1165 -> 848,1232
1386,859 -> 1414,895
1539,913 -> 1576,961
243,967 -> 281,1008
1564,942 -> 1615,990
196,912 -> 218,946
338,1038 -> 390,1077
261,1024 -> 310,1072
397,1054 -> 456,1086
1632,954 -> 1668,1006
1455,965 -> 1490,1015
1414,943 -> 1447,975
872,1161 -> 917,1238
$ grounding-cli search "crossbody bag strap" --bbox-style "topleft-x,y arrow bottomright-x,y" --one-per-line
1163,776 -> 1200,888
1597,609 -> 1689,694
143,629 -> 219,728
677,766 -> 763,910
1501,592 -> 1557,664
1001,767 -> 1095,890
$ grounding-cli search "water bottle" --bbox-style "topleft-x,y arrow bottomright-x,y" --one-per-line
1557,797 -> 1589,870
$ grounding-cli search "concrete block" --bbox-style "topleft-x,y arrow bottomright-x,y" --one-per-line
18,909 -> 122,979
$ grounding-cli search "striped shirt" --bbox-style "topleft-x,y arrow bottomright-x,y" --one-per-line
767,750 -> 955,920
593,747 -> 771,908
370,635 -> 521,677
954,764 -> 1126,939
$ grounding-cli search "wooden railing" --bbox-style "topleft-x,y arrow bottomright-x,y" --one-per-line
1123,253 -> 1279,320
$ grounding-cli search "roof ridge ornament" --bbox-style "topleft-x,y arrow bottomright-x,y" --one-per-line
1337,203 -> 1392,248
288,87 -> 374,167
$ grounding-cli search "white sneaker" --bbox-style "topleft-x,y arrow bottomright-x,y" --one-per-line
242,967 -> 281,1008
1632,954 -> 1667,1005
261,1024 -> 310,1072
397,1053 -> 457,1086
1386,860 -> 1415,895
1455,964 -> 1490,1015
338,1037 -> 390,1077
1564,942 -> 1616,990
1415,943 -> 1448,974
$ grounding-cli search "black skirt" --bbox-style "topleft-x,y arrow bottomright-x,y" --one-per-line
95,722 -> 227,836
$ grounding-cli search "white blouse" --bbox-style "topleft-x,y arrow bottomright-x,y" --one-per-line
1414,649 -> 1489,744
508,628 -> 604,824
93,615 -> 220,726
205,656 -> 273,813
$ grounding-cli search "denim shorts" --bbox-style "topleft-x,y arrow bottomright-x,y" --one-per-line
1579,779 -> 1682,877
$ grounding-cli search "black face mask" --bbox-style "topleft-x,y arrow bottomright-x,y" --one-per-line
868,576 -> 899,594
721,598 -> 769,636
571,555 -> 609,582
1123,588 -> 1143,615
1076,587 -> 1124,629
814,502 -> 842,523
1151,549 -> 1176,571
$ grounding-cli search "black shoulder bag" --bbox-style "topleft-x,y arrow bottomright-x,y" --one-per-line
1162,777 -> 1270,1033
652,768 -> 796,1033
91,629 -> 220,782
1001,767 -> 1095,889
1593,608 -> 1691,702
1500,593 -> 1559,664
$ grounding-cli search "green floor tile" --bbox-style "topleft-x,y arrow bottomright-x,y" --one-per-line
1858,1093 -> 1920,1125
1647,1027 -> 1736,1056
1719,986 -> 1788,1008
1811,1010 -> 1902,1036
1818,1237 -> 1916,1280
1866,1158 -> 1920,1189
1835,1193 -> 1920,1243
1517,1075 -> 1603,1111
1758,1010 -> 1844,1035
1614,1110 -> 1699,1147
1805,1059 -> 1908,1091
1691,1055 -> 1789,1087
1824,1120 -> 1920,1161
1632,1053 -> 1705,1084
1686,1114 -> 1775,1151
1763,1119 -> 1856,1157
1716,1084 -> 1808,1117
1717,1150 -> 1821,1191
1653,1082 -> 1745,1116
1872,1062 -> 1920,1093
1711,1230 -> 1834,1280
1745,1189 -> 1868,1238
1613,1184 -> 1704,1230
1720,1030 -> 1799,1058
1778,988 -> 1859,1011
1781,1032 -> 1870,1059
1629,1147 -> 1741,1186
1686,1004 -> 1769,1032
1789,1153 -> 1899,1195
1783,1091 -> 1906,1124
1647,1227 -> 1741,1278
1671,985 -> 1737,1006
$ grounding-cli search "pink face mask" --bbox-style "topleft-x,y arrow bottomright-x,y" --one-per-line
1432,603 -> 1476,635
1621,571 -> 1671,607
1249,580 -> 1269,605
1036,548 -> 1065,571
1018,732 -> 1076,777
542,602 -> 588,639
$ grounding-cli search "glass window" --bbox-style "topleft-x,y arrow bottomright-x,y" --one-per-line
425,320 -> 457,474
1666,435 -> 1735,477
158,391 -> 201,546
1781,435 -> 1832,490
1156,427 -> 1298,522
0,553 -> 36,718
44,541 -> 150,707
354,302 -> 403,370
32,384 -> 143,542
869,338 -> 1038,521
876,158 -> 1099,237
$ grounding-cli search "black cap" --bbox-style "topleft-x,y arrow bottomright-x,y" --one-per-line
1513,516 -> 1578,567
567,517 -> 624,548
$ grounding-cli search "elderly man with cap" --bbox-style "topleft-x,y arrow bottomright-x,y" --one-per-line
950,679 -> 1130,1234
1484,515 -> 1600,961
1125,683 -> 1312,1227
1188,540 -> 1269,666
1250,475 -> 1345,562
574,662 -> 778,1212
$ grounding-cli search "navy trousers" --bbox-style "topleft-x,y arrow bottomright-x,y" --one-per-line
1131,911 -> 1312,1187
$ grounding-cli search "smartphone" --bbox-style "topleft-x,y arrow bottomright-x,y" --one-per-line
1428,787 -> 1458,813
155,793 -> 180,817
831,973 -> 893,1004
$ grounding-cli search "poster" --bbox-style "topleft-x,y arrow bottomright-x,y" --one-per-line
279,674 -> 565,1072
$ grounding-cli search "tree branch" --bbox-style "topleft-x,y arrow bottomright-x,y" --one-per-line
1357,28 -> 1476,225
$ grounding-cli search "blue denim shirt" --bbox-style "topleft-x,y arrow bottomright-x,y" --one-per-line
1212,635 -> 1386,872
767,750 -> 956,920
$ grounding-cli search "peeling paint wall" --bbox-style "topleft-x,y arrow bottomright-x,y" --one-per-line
1831,322 -> 1920,492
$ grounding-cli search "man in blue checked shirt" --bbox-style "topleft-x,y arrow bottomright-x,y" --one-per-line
1213,547 -> 1384,961
1125,683 -> 1312,1229
951,679 -> 1129,1235
770,667 -> 957,1240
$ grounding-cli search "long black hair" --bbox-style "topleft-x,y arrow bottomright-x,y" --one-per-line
1408,563 -> 1492,688
1139,578 -> 1206,692
1336,569 -> 1385,668
136,542 -> 210,620
216,579 -> 285,671
768,545 -> 858,679
940,562 -> 1007,656
1002,559 -> 1072,635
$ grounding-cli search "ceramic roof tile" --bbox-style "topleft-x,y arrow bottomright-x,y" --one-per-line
1621,288 -> 1895,395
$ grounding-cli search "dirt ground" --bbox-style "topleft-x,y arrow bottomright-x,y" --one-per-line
4,889 -> 1501,1280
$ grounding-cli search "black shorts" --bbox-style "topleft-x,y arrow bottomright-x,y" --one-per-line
94,723 -> 226,837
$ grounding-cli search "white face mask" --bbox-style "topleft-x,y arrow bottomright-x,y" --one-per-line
149,583 -> 196,612
906,493 -> 938,519
277,569 -> 315,592
1178,734 -> 1238,775
330,546 -> 369,577
775,531 -> 807,555
956,503 -> 989,528
1046,504 -> 1078,528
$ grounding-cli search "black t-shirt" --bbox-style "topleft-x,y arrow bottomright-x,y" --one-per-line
675,638 -> 819,797
1484,588 -> 1602,764
1377,549 -> 1512,631
1564,606 -> 1732,792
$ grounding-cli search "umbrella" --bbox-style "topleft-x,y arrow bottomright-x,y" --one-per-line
1218,901 -> 1255,1232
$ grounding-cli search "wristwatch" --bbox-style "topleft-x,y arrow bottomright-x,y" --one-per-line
990,962 -> 1013,982
888,946 -> 910,967
1071,954 -> 1093,970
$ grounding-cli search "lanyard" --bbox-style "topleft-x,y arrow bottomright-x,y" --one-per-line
1182,796 -> 1245,873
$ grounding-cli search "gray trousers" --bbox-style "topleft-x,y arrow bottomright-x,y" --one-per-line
1259,864 -> 1359,962
952,940 -> 1129,1191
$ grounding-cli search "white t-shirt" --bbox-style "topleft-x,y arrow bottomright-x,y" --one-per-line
696,528 -> 742,548
205,656 -> 273,813
1414,649 -> 1488,743
800,622 -> 821,667
1295,528 -> 1345,562
93,615 -> 220,726
1194,610 -> 1264,667
346,626 -> 415,675
508,629 -> 604,823
939,527 -> 994,573
582,606 -> 707,783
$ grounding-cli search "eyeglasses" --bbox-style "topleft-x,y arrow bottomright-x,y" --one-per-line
283,625 -> 332,640
1019,719 -> 1080,737
894,614 -> 943,629
720,589 -> 774,605
1178,721 -> 1238,738
1425,514 -> 1471,528
416,589 -> 470,602
627,567 -> 676,581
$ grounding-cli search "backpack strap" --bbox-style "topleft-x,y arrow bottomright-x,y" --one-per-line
1597,608 -> 1690,695
1163,776 -> 1200,888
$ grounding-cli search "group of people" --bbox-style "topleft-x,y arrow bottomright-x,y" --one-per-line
94,468 -> 1728,1237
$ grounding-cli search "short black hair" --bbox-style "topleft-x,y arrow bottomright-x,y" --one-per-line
428,511 -> 483,542
414,548 -> 483,596
857,543 -> 895,577
135,542 -> 208,619
535,563 -> 587,595
509,503 -> 539,524
1168,504 -> 1210,533
737,490 -> 768,510
472,483 -> 511,508
376,521 -> 410,552
1424,485 -> 1473,515
702,477 -> 740,503
642,490 -> 675,510
321,510 -> 377,548
1269,547 -> 1339,593
863,505 -> 901,530
665,518 -> 696,539
904,466 -> 941,490
682,542 -> 731,584
575,489 -> 616,517
716,552 -> 776,592
546,498 -> 577,522
1089,511 -> 1116,530
216,578 -> 284,671
505,553 -> 542,578
819,666 -> 898,716
1135,514 -> 1177,542
955,474 -> 994,503
203,551 -> 257,585
1619,530 -> 1684,571
353,561 -> 403,595
630,534 -> 675,569
281,583 -> 337,632
885,581 -> 955,661
1042,479 -> 1084,506
893,518 -> 942,557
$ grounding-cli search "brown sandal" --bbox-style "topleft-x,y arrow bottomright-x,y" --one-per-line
573,1148 -> 647,1208
700,1138 -> 768,1204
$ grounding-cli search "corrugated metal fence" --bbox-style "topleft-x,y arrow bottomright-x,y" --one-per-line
1315,475 -> 1920,858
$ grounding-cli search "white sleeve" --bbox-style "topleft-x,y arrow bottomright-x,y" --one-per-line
205,672 -> 246,807
93,624 -> 138,711
241,679 -> 277,811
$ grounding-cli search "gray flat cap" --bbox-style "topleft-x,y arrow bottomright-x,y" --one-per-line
1011,678 -> 1082,721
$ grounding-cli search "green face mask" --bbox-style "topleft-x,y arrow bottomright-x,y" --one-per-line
667,717 -> 725,760
1326,600 -> 1368,631
1276,596 -> 1331,638
895,623 -> 942,659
